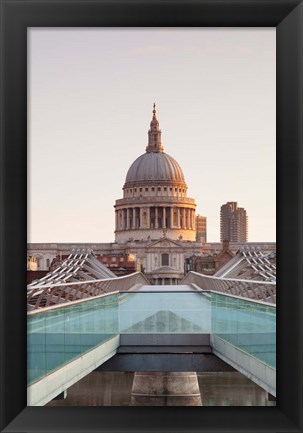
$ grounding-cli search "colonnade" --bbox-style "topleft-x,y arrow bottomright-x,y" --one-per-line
152,277 -> 180,285
116,206 -> 196,231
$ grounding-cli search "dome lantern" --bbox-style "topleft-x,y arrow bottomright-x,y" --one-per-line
146,103 -> 164,153
124,104 -> 187,186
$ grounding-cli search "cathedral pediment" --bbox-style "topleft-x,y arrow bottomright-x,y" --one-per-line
147,237 -> 182,249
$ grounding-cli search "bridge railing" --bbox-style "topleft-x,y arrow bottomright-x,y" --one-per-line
182,271 -> 276,304
28,291 -> 120,385
28,287 -> 276,386
27,271 -> 150,310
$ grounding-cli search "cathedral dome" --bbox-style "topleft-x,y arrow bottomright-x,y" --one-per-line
115,105 -> 196,245
125,151 -> 185,185
124,104 -> 186,186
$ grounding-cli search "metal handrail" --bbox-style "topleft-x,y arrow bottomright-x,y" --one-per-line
182,271 -> 276,304
27,272 -> 150,310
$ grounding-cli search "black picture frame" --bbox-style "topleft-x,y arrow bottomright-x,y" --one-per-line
1,0 -> 302,432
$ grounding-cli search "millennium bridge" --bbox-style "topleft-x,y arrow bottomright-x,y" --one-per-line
27,250 -> 276,406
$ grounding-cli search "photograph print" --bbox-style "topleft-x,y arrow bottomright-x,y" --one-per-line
27,28 -> 276,407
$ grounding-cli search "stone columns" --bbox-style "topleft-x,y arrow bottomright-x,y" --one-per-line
187,209 -> 190,229
116,204 -> 194,233
126,208 -> 130,229
118,210 -> 121,230
191,209 -> 194,229
125,208 -> 128,229
170,207 -> 174,228
121,210 -> 125,230
177,208 -> 181,228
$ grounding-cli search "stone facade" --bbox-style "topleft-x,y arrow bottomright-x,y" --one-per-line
115,105 -> 196,244
27,239 -> 202,285
27,107 -> 276,285
27,241 -> 276,283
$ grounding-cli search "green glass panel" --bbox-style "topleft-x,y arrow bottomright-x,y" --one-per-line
211,292 -> 276,368
118,292 -> 211,334
27,293 -> 119,385
45,309 -> 65,374
27,314 -> 46,384
27,290 -> 275,386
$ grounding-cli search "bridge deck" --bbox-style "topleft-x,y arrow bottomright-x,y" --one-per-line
27,283 -> 276,405
136,284 -> 196,291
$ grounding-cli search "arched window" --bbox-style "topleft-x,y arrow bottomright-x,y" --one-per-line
162,253 -> 169,266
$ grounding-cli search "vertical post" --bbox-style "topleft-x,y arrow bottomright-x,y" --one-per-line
132,208 -> 136,229
163,207 -> 166,229
170,207 -> 174,228
183,208 -> 186,228
125,208 -> 128,229
115,210 -> 118,231
155,207 -> 158,228
177,208 -> 181,228
121,210 -> 124,230
126,208 -> 130,229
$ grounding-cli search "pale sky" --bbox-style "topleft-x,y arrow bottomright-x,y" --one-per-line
28,28 -> 276,243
